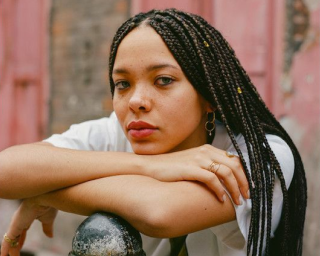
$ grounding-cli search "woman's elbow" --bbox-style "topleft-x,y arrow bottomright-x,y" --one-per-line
133,201 -> 177,238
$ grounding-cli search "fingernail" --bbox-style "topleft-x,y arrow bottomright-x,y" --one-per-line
222,194 -> 226,202
238,196 -> 243,205
241,188 -> 249,199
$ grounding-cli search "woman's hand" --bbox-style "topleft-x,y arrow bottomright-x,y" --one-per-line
144,144 -> 249,205
1,199 -> 57,256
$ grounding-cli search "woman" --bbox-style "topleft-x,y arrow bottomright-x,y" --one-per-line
0,9 -> 306,256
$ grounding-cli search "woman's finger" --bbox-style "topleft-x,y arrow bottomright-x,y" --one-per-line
0,240 -> 9,256
223,156 -> 249,199
178,162 -> 240,204
180,168 -> 226,202
19,230 -> 27,248
42,223 -> 54,238
205,174 -> 226,202
228,159 -> 250,199
1,234 -> 21,256
206,149 -> 250,199
214,165 -> 242,205
9,247 -> 21,256
202,160 -> 241,205
38,207 -> 57,238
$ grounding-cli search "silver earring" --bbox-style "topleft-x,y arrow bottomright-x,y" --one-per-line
205,112 -> 215,136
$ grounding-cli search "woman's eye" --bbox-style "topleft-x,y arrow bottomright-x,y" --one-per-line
114,81 -> 130,90
155,77 -> 174,86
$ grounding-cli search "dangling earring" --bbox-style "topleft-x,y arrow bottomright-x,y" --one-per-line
205,112 -> 215,136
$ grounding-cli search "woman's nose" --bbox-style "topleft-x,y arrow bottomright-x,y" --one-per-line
128,87 -> 152,113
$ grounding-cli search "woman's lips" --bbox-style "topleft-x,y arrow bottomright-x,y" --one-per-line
127,121 -> 157,139
129,129 -> 156,138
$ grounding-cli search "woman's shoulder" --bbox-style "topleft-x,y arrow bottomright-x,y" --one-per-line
44,112 -> 131,152
264,134 -> 295,188
210,124 -> 295,251
213,122 -> 294,188
66,111 -> 119,131
235,133 -> 294,189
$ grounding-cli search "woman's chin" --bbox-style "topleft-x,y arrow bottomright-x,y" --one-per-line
131,143 -> 169,155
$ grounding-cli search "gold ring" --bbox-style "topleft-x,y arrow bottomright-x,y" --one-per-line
208,161 -> 221,174
225,151 -> 235,158
3,233 -> 19,248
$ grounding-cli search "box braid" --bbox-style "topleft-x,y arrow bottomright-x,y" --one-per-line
108,9 -> 307,256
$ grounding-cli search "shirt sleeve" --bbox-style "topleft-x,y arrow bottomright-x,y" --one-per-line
210,133 -> 295,251
43,112 -> 132,152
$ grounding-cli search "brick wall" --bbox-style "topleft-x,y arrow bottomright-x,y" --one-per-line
49,0 -> 130,135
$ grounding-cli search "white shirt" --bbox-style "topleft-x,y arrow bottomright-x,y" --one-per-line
44,112 -> 294,256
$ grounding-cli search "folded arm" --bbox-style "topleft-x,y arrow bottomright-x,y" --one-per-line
35,175 -> 236,238
0,143 -> 248,204
0,141 -> 243,255
0,174 -> 236,256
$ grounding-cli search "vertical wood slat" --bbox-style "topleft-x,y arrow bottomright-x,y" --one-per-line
0,0 -> 50,151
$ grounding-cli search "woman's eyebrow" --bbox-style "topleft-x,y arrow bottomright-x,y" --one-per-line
146,64 -> 180,72
112,64 -> 180,75
112,68 -> 129,75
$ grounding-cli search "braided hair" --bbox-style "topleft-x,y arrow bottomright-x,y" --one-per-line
108,9 -> 307,256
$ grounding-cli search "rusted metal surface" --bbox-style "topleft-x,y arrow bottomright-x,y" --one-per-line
69,213 -> 146,256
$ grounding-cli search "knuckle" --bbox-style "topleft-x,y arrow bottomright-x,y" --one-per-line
194,153 -> 202,162
199,145 -> 209,153
207,175 -> 217,183
233,161 -> 242,170
224,168 -> 233,177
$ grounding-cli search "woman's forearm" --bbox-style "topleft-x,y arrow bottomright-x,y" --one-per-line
0,142 -> 248,207
0,142 -> 146,199
34,175 -> 236,238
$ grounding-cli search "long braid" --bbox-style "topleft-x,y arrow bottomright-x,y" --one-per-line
223,17 -> 306,252
163,11 -> 264,252
108,9 -> 307,256
197,14 -> 305,255
178,13 -> 270,254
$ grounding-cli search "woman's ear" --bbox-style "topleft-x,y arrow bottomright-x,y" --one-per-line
205,103 -> 216,113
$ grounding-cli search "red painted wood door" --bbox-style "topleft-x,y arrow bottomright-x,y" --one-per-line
131,0 -> 285,115
211,0 -> 285,116
131,0 -> 213,24
0,0 -> 50,151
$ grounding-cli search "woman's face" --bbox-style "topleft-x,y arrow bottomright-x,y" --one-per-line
112,26 -> 211,154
